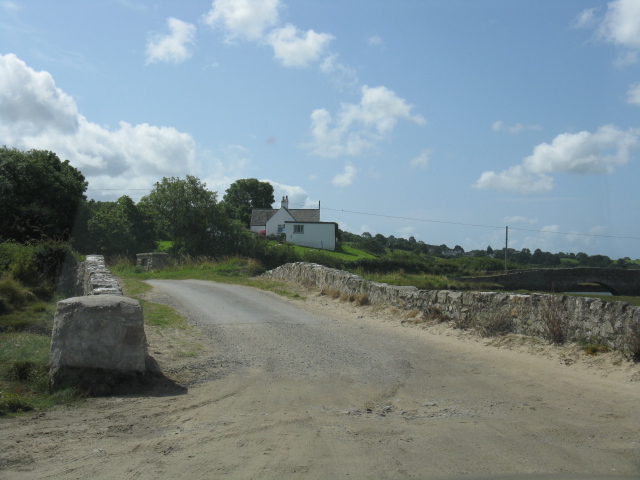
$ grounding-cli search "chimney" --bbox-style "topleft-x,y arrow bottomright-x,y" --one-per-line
281,195 -> 289,209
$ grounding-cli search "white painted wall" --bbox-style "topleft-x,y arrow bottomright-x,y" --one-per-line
265,209 -> 295,236
285,222 -> 336,250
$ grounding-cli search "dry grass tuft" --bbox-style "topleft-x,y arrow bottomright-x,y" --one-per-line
540,296 -> 568,345
621,323 -> 640,362
354,294 -> 370,306
475,311 -> 513,338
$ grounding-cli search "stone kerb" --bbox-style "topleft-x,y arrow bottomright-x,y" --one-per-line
262,262 -> 640,351
50,255 -> 149,395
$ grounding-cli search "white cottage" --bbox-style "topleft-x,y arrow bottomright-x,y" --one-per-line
250,196 -> 337,251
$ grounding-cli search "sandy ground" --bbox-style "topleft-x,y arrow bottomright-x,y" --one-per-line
1,280 -> 640,479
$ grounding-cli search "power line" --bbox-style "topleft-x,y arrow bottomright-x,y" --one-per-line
307,204 -> 640,242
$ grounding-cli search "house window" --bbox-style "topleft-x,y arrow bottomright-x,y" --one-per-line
277,224 -> 285,233
293,224 -> 304,234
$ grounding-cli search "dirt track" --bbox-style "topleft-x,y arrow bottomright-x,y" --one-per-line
2,279 -> 640,479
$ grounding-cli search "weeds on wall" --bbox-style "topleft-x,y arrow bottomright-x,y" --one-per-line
475,311 -> 513,338
621,323 -> 640,362
540,296 -> 568,344
417,306 -> 449,324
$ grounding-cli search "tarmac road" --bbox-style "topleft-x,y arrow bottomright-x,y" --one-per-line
1,279 -> 639,479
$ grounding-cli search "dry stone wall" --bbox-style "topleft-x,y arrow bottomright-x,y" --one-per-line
78,254 -> 123,296
263,262 -> 640,351
50,255 -> 148,395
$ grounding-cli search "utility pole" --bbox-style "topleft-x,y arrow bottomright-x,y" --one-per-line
505,226 -> 508,272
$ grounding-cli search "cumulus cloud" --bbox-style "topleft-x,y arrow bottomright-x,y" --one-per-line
332,163 -> 358,187
627,82 -> 640,106
264,179 -> 315,208
0,53 -> 196,198
146,17 -> 197,64
597,0 -> 640,50
308,85 -> 426,157
202,0 -> 281,42
410,150 -> 431,169
474,125 -> 640,193
577,0 -> 640,67
492,120 -> 542,134
474,165 -> 554,194
522,125 -> 638,175
266,24 -> 334,67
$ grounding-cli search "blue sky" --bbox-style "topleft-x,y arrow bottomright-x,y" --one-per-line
1,0 -> 640,259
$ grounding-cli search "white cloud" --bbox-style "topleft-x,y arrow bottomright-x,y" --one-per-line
367,35 -> 381,46
0,54 -> 79,135
504,216 -> 538,225
474,165 -> 554,194
319,54 -> 359,90
613,50 -> 638,68
1,1 -> 19,14
410,150 -> 431,169
578,1 -> 640,67
475,125 -> 640,193
203,0 -> 281,42
523,125 -> 638,175
597,0 -> 640,50
492,120 -> 542,134
573,8 -> 597,29
332,163 -> 357,187
308,85 -> 426,157
0,53 -> 197,199
266,24 -> 334,67
627,82 -> 640,106
265,179 -> 315,208
146,17 -> 196,64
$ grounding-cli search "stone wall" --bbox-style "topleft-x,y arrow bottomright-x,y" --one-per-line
77,254 -> 123,296
136,252 -> 168,272
50,255 -> 148,395
262,262 -> 640,351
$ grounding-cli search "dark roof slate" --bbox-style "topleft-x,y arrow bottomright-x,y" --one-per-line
250,208 -> 320,226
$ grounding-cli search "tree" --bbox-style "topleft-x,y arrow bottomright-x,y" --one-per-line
140,176 -> 256,256
222,178 -> 275,227
360,237 -> 386,256
0,147 -> 87,242
77,196 -> 157,257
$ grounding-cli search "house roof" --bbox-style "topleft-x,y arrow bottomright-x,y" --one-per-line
250,207 -> 320,226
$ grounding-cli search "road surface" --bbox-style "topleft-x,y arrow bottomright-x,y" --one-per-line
2,279 -> 639,479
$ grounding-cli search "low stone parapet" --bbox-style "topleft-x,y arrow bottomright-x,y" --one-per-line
50,255 -> 154,395
80,255 -> 123,296
136,252 -> 168,272
262,262 -> 640,352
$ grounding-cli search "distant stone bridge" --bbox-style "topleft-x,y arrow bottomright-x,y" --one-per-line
460,268 -> 640,296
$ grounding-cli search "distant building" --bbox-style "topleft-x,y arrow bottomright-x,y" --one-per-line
250,196 -> 337,251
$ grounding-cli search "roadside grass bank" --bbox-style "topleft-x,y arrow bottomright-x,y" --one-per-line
0,290 -> 79,416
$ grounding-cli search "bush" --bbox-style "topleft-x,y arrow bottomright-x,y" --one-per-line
0,275 -> 36,310
622,323 -> 640,362
540,296 -> 567,344
475,311 -> 513,337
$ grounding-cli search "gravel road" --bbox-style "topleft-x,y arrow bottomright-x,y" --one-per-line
2,279 -> 640,479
